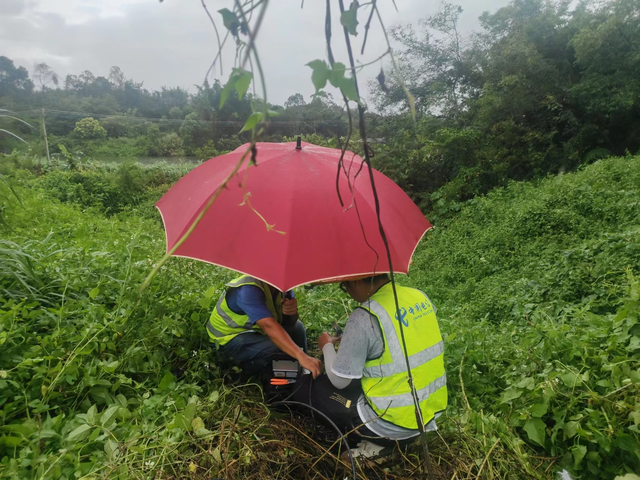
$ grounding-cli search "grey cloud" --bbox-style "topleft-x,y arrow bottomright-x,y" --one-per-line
2,0 -> 510,106
0,0 -> 28,16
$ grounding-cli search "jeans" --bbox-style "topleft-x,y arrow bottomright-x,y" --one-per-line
219,320 -> 307,376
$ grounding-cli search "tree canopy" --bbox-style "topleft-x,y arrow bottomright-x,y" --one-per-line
1,0 -> 639,219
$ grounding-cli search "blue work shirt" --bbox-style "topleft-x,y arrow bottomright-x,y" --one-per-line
226,285 -> 294,325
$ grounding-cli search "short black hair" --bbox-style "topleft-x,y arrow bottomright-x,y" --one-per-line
359,274 -> 390,283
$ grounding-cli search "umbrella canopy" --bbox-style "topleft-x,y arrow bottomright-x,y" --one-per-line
156,141 -> 431,291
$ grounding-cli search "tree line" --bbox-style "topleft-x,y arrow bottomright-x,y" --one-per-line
1,0 -> 638,218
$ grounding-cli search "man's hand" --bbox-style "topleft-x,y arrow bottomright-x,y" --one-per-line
298,354 -> 322,378
282,297 -> 298,316
318,332 -> 341,350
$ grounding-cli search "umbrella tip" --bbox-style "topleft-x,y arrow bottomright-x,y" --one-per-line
296,135 -> 302,150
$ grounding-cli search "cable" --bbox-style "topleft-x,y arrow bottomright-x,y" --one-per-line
271,400 -> 357,480
276,375 -> 309,403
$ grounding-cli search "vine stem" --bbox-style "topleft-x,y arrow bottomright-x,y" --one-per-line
337,1 -> 433,478
201,0 -> 224,76
374,6 -> 416,121
234,0 -> 269,110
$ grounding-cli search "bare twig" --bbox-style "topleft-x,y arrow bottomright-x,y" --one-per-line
201,0 -> 224,77
460,348 -> 471,411
475,438 -> 500,480
374,6 -> 416,121
360,0 -> 377,54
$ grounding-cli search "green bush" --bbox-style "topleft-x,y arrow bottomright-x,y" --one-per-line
72,117 -> 107,140
1,155 -> 638,478
411,155 -> 640,478
34,160 -> 195,217
0,188 -> 231,479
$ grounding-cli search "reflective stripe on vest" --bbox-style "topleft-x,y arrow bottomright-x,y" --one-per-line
368,373 -> 447,409
361,299 -> 444,378
206,275 -> 283,346
360,284 -> 447,430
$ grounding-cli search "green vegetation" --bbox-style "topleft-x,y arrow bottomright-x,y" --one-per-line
412,154 -> 640,478
1,0 -> 639,478
0,152 -> 638,479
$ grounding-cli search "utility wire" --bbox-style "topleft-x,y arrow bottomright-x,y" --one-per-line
6,108 -> 348,127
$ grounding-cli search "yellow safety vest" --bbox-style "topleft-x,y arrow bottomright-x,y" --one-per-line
359,283 -> 447,430
206,275 -> 283,346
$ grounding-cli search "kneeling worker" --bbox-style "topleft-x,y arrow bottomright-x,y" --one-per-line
294,274 -> 447,447
207,275 -> 321,377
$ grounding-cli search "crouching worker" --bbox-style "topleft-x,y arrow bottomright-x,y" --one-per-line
207,275 -> 321,378
293,274 -> 447,451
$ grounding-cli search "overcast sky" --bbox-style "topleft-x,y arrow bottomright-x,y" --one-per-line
1,0 -> 510,106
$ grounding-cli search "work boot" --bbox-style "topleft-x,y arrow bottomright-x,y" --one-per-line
348,440 -> 392,459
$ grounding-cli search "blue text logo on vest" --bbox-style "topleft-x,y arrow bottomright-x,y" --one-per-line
396,307 -> 409,327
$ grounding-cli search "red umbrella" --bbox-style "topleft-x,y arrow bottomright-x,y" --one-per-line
156,141 -> 431,291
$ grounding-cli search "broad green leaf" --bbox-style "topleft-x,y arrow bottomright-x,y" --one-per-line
212,446 -> 222,464
329,63 -> 346,88
172,413 -> 189,431
240,112 -> 264,133
204,286 -> 216,298
191,416 -> 205,431
234,69 -> 253,99
339,76 -> 359,103
87,405 -> 97,423
340,1 -> 359,35
571,444 -> 587,468
103,360 -> 119,373
88,427 -> 101,442
523,418 -> 546,447
306,60 -> 330,92
101,405 -> 120,427
627,336 -> 640,351
218,8 -> 239,32
220,80 -> 235,109
2,436 -> 23,447
530,403 -> 548,418
220,68 -> 252,109
500,387 -> 522,403
89,287 -> 100,299
564,421 -> 579,439
190,312 -> 200,322
158,371 -> 174,391
104,439 -> 118,458
198,297 -> 212,309
560,372 -> 580,387
516,377 -> 535,390
184,402 -> 197,422
615,474 -> 640,480
67,424 -> 92,442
